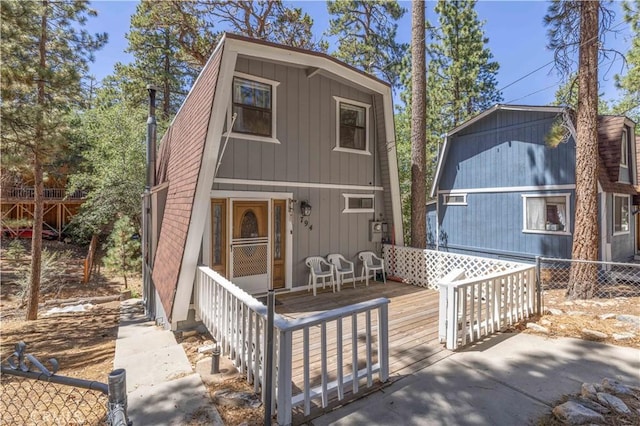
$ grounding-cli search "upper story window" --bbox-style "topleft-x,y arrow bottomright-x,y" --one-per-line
522,194 -> 571,235
613,194 -> 630,235
443,194 -> 467,206
333,96 -> 370,155
620,128 -> 628,168
228,72 -> 279,143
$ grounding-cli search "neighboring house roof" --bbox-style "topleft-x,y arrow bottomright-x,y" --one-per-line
597,115 -> 636,195
431,104 -> 638,197
151,33 -> 402,327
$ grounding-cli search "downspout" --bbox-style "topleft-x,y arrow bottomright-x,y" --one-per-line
143,84 -> 158,320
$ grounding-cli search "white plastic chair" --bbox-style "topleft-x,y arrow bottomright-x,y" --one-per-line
305,256 -> 335,296
327,254 -> 356,291
358,251 -> 386,286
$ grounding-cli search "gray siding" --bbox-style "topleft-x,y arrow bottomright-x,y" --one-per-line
212,57 -> 393,288
605,193 -> 635,262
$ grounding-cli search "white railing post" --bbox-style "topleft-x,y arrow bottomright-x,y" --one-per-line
377,303 -> 389,382
276,328 -> 293,426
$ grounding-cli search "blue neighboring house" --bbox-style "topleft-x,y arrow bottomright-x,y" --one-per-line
428,104 -> 639,263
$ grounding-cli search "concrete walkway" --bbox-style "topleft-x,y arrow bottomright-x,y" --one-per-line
313,333 -> 640,426
113,299 -> 222,425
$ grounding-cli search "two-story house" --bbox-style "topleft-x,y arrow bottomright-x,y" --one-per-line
429,104 -> 638,263
147,34 -> 404,329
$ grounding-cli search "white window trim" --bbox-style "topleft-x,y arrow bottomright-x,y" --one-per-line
443,193 -> 467,206
333,96 -> 371,156
620,128 -> 629,168
521,193 -> 572,236
613,193 -> 631,236
342,193 -> 375,213
223,71 -> 281,144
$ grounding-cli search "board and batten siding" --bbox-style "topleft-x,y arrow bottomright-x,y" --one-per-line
604,192 -> 636,262
212,57 -> 391,288
436,109 -> 577,262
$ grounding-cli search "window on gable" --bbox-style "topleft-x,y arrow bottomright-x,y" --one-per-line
343,194 -> 374,213
620,128 -> 628,168
613,194 -> 630,235
231,75 -> 277,139
334,97 -> 370,154
522,194 -> 570,234
443,194 -> 467,205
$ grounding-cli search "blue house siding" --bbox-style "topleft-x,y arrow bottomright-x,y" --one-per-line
440,111 -> 575,191
437,191 -> 574,262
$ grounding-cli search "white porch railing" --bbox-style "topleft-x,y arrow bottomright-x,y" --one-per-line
383,245 -> 538,350
438,265 -> 536,350
195,266 -> 389,426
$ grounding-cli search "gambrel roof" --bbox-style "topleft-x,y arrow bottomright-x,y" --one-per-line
431,104 -> 638,198
150,33 -> 402,327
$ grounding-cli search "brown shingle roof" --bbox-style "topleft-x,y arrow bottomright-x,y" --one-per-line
597,115 -> 637,195
151,44 -> 224,319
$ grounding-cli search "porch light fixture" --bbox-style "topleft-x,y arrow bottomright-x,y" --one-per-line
300,201 -> 312,217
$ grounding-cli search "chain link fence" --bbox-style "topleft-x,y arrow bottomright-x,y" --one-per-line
538,257 -> 640,299
1,342 -> 129,426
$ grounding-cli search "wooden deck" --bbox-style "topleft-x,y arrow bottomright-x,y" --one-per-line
273,279 -> 449,421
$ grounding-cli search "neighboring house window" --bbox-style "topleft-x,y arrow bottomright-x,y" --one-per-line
333,96 -> 370,154
443,194 -> 467,206
522,194 -> 570,234
620,128 -> 628,168
228,72 -> 279,143
343,194 -> 375,213
613,194 -> 630,235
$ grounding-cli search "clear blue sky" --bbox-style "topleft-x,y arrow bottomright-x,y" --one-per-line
88,0 -> 633,108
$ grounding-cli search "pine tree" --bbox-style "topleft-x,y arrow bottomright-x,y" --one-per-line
614,0 -> 640,128
210,1 -> 326,51
110,0 -> 201,120
327,0 -> 407,87
431,0 -> 502,127
1,0 -> 106,320
104,216 -> 142,289
410,0 -> 427,249
545,1 -> 613,299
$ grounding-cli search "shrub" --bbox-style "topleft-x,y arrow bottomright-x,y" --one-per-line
103,216 -> 141,288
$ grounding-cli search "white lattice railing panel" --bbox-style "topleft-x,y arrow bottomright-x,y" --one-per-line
383,245 -> 525,290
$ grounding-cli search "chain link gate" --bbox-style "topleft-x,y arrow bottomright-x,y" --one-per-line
1,341 -> 130,425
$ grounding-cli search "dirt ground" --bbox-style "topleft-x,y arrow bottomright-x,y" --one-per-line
520,288 -> 640,349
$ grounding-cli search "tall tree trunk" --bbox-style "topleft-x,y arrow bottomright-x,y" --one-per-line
410,0 -> 427,248
568,0 -> 599,299
163,30 -> 171,120
27,1 -> 48,320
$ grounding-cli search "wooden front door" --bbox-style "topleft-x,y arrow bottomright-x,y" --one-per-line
230,201 -> 269,293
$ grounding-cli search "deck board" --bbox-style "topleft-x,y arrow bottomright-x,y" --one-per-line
273,279 -> 447,422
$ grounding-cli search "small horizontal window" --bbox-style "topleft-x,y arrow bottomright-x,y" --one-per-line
443,194 -> 467,205
343,194 -> 375,213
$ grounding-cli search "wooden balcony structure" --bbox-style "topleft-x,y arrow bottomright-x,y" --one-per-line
1,187 -> 86,239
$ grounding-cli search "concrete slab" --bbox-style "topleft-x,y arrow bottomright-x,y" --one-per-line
115,327 -> 177,358
115,344 -> 194,392
127,373 -> 223,425
114,301 -> 222,425
313,333 -> 640,426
